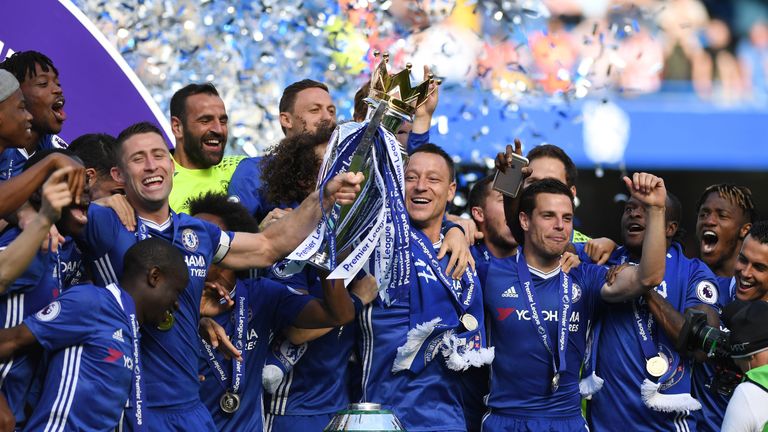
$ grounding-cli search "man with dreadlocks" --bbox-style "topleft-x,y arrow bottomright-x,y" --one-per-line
691,184 -> 755,432
0,51 -> 68,181
585,191 -> 721,432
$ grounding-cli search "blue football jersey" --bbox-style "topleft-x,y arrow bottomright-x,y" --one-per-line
76,204 -> 232,409
265,264 -> 355,418
0,229 -> 84,425
588,243 -> 721,431
0,134 -> 68,180
692,275 -> 735,432
481,254 -> 605,418
22,283 -> 135,432
199,277 -> 311,432
227,156 -> 287,223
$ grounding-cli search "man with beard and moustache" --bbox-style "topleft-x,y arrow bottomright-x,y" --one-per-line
690,184 -> 755,432
469,175 -> 518,263
0,51 -> 68,181
585,193 -> 721,432
227,80 -> 337,224
167,83 -> 246,214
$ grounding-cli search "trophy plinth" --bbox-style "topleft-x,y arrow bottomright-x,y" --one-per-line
323,403 -> 406,432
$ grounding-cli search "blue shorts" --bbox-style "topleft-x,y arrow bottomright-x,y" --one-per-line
122,401 -> 216,432
481,411 -> 589,432
264,413 -> 334,432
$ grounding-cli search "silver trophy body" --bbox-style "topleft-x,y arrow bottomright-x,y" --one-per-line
323,403 -> 406,432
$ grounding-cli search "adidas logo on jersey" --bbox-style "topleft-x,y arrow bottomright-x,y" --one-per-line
112,329 -> 124,343
502,286 -> 518,298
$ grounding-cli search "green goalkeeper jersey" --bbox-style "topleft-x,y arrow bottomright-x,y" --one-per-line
169,155 -> 245,214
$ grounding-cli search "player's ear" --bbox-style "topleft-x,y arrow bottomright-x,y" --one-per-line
170,116 -> 183,140
147,266 -> 162,288
111,166 -> 124,184
471,207 -> 484,224
519,211 -> 530,232
739,223 -> 752,240
665,221 -> 678,239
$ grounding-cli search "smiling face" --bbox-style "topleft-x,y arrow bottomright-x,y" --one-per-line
405,151 -> 456,237
696,192 -> 750,271
112,132 -> 174,213
520,192 -> 573,261
173,92 -> 228,169
20,63 -> 65,136
734,236 -> 768,301
0,89 -> 34,148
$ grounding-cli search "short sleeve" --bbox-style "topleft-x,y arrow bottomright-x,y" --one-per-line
78,204 -> 120,257
195,217 -> 232,264
575,263 -> 609,313
249,278 -> 313,332
24,285 -> 99,351
720,383 -> 758,432
684,259 -> 721,311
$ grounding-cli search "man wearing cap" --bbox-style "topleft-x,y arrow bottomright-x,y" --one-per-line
720,299 -> 768,431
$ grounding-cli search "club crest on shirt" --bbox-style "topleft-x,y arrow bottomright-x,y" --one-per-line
571,284 -> 582,304
35,301 -> 61,322
696,280 -> 718,305
182,228 -> 199,252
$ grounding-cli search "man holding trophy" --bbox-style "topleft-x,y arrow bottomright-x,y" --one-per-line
282,53 -> 490,431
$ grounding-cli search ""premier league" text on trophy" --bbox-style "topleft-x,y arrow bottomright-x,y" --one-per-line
285,52 -> 437,303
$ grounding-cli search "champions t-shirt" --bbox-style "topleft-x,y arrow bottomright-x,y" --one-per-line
169,155 -> 245,214
23,283 -> 135,432
199,277 -> 311,432
588,243 -> 721,432
77,204 -> 232,409
480,253 -> 605,417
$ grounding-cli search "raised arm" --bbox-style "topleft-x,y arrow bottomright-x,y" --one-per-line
495,139 -> 531,244
220,171 -> 363,270
0,153 -> 84,218
0,167 -> 73,294
292,275 -> 378,328
643,290 -> 720,349
600,173 -> 667,302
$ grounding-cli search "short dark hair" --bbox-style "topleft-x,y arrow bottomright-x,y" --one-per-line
188,192 -> 259,233
0,50 -> 58,83
468,175 -> 494,211
519,178 -> 574,216
747,221 -> 768,245
68,133 -> 118,178
353,80 -> 371,122
409,143 -> 455,181
695,184 -> 756,224
115,122 -> 165,165
666,192 -> 686,244
279,79 -> 328,114
122,238 -> 189,287
170,83 -> 220,121
526,144 -> 578,188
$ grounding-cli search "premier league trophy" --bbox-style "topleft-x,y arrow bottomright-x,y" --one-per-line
285,51 -> 437,305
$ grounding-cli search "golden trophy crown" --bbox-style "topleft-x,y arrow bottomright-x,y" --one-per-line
366,51 -> 439,129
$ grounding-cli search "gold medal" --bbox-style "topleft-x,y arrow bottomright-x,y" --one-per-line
156,311 -> 175,331
460,314 -> 478,331
645,355 -> 668,378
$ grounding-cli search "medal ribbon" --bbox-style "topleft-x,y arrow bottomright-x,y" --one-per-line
515,253 -> 571,386
409,228 -> 475,314
201,280 -> 248,395
632,300 -> 659,361
123,292 -> 145,432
